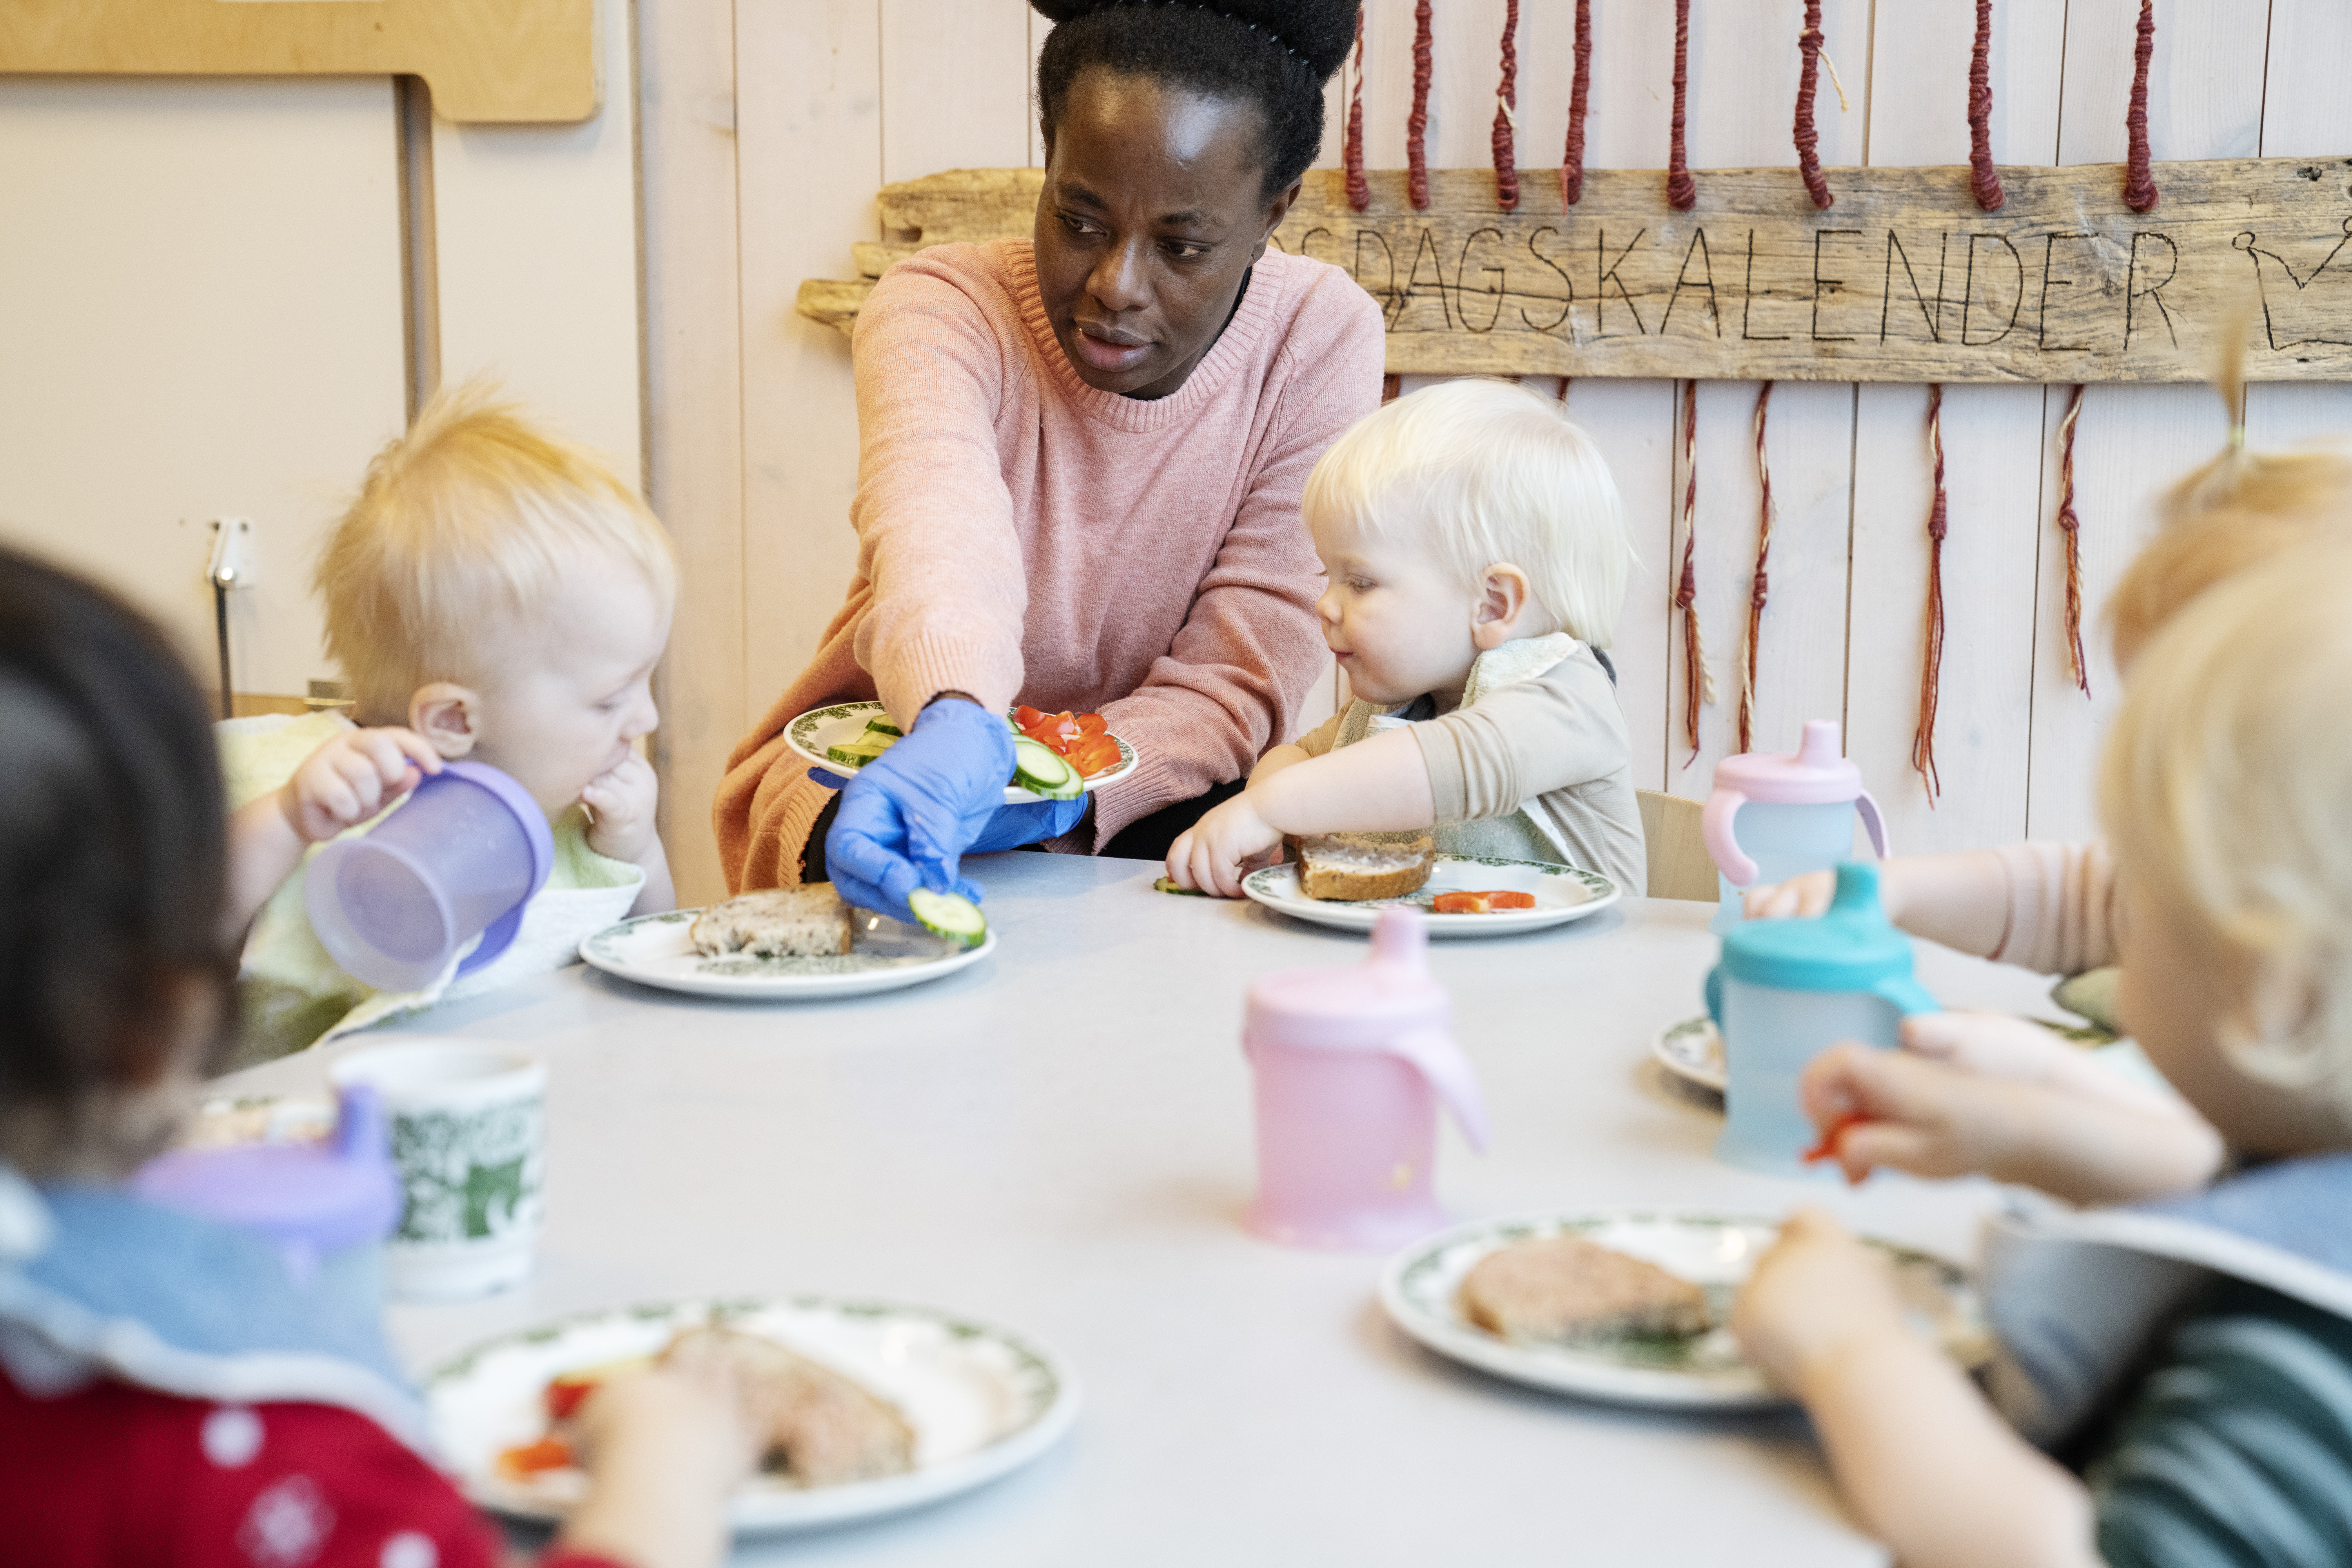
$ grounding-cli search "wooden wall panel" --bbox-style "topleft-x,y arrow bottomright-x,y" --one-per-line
881,0 -> 1030,182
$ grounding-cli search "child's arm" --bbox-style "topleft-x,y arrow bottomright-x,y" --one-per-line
1744,850 -> 2013,958
1246,741 -> 1313,787
1165,730 -> 1433,897
223,728 -> 443,935
1733,1210 -> 2102,1568
582,752 -> 675,915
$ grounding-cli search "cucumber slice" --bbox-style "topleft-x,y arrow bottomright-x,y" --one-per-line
862,717 -> 903,738
1010,736 -> 1082,799
1153,876 -> 1208,897
906,888 -> 987,947
824,738 -> 890,766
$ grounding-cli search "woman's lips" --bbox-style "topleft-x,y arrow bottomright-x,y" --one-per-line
1073,325 -> 1152,373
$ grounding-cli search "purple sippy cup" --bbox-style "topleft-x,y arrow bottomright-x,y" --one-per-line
1242,907 -> 1490,1251
134,1085 -> 403,1308
305,759 -> 554,991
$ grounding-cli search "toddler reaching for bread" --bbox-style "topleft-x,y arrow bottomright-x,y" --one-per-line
1166,379 -> 1643,897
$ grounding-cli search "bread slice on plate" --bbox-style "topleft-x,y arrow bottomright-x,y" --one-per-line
689,885 -> 854,959
662,1326 -> 914,1486
1294,831 -> 1437,902
1459,1234 -> 1711,1342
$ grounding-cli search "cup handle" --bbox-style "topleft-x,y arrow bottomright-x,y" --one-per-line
1705,966 -> 1724,1029
1871,974 -> 1940,1017
1702,789 -> 1756,887
1856,789 -> 1891,860
1391,1026 -> 1491,1153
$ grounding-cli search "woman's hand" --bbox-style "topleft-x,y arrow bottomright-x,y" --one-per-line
1167,793 -> 1283,898
1731,1208 -> 1909,1397
278,727 -> 442,844
824,697 -> 1013,922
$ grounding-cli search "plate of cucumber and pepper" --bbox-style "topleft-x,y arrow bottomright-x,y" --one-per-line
784,702 -> 1140,804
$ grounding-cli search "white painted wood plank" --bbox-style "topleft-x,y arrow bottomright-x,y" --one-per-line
0,78 -> 405,699
1865,0 -> 2065,167
2055,0 -> 2264,164
1682,0 -> 1870,173
1565,376 -> 1677,792
738,0 -> 884,715
881,0 -> 1031,183
429,0 -> 643,488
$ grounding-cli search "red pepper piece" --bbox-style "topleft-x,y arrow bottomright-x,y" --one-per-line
1432,891 -> 1493,913
497,1436 -> 576,1477
1800,1113 -> 1869,1170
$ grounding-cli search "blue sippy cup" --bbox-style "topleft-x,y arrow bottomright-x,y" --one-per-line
1706,861 -> 1937,1175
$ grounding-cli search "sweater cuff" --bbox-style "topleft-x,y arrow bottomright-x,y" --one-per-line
873,630 -> 1017,730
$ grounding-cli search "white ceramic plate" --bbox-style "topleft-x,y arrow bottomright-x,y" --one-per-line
1380,1210 -> 1989,1410
426,1296 -> 1080,1535
579,907 -> 995,1000
1652,1014 -> 1726,1094
1241,854 -> 1619,938
784,701 -> 1139,806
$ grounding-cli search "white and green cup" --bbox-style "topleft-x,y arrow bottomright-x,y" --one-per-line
328,1041 -> 546,1301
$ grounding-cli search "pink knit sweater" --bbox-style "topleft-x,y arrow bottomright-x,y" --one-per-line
716,239 -> 1386,889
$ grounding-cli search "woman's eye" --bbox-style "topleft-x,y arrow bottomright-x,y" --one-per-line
1162,241 -> 1209,260
1059,212 -> 1100,237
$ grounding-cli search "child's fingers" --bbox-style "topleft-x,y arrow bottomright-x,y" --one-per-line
1164,833 -> 1197,889
1832,1118 -> 1948,1180
373,727 -> 445,775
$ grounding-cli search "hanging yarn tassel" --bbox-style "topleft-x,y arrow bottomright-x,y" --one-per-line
1383,374 -> 1402,405
2054,384 -> 2091,697
1557,375 -> 1571,404
1408,0 -> 1434,211
1675,379 -> 1714,766
1561,0 -> 1593,207
1793,4 -> 1832,209
1968,0 -> 2004,211
1740,382 -> 1777,755
2123,0 -> 2161,213
1345,9 -> 1369,212
1492,0 -> 1521,210
1913,385 -> 1950,804
1666,0 -> 1697,210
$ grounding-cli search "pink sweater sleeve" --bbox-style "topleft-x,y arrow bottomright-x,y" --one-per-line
847,264 -> 1030,724
1987,840 -> 2120,975
1090,290 -> 1386,841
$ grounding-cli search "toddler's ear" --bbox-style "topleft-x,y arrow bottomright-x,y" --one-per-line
408,683 -> 483,759
1470,564 -> 1537,651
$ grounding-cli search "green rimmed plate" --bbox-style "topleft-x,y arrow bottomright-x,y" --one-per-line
782,701 -> 1139,805
1653,1013 -> 1727,1094
579,907 -> 995,1000
1380,1210 -> 1990,1410
425,1295 -> 1080,1535
1241,853 -> 1619,938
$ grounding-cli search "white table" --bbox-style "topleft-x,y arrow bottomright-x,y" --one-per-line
215,853 -> 2059,1567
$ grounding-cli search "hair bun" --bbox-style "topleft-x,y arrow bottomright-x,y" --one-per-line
1029,0 -> 1358,82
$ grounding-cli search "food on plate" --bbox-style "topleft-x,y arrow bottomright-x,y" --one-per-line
689,886 -> 854,959
1010,735 -> 1082,800
1294,832 -> 1437,902
906,888 -> 987,948
493,1327 -> 916,1490
824,707 -> 1121,789
1430,889 -> 1538,914
1012,706 -> 1123,779
1458,1234 -> 1712,1343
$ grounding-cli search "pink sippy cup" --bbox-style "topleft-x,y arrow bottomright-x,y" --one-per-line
1241,907 -> 1490,1251
1702,719 -> 1890,934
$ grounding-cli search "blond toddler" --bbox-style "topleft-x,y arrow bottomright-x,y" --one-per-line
223,383 -> 677,1060
1166,378 -> 1643,896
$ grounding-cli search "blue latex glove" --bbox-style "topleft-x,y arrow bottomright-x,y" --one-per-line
817,699 -> 1014,922
967,793 -> 1088,853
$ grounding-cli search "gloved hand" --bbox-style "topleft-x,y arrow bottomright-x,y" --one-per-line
818,698 -> 1014,923
967,793 -> 1088,853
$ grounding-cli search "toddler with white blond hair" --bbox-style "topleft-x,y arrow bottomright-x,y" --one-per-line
223,380 -> 677,1060
1166,377 -> 1643,896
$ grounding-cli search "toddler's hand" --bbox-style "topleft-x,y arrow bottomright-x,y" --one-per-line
1799,1041 -> 2042,1183
278,727 -> 441,844
1731,1208 -> 1909,1396
583,751 -> 661,866
562,1363 -> 762,1568
1166,793 -> 1283,898
1741,868 -> 1837,920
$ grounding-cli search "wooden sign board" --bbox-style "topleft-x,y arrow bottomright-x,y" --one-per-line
0,0 -> 595,123
801,159 -> 2352,383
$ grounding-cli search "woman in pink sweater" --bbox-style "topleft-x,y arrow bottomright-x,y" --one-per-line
715,0 -> 1384,915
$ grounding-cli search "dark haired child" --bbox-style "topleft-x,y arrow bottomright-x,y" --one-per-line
0,548 -> 753,1568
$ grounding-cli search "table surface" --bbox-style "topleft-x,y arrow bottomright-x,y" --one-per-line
217,853 -> 2061,1568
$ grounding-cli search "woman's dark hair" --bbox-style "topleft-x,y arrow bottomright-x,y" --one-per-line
0,547 -> 235,1138
1033,0 -> 1358,199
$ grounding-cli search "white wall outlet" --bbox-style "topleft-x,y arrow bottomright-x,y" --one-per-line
207,516 -> 257,591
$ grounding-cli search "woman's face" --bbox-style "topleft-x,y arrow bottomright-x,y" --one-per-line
1034,71 -> 1299,400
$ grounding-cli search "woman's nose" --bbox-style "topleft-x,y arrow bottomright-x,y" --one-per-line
1089,236 -> 1152,315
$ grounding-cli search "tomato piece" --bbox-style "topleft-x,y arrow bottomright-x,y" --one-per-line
544,1374 -> 597,1422
497,1437 -> 576,1477
1431,891 -> 1492,913
1800,1113 -> 1870,1178
1074,713 -> 1109,738
1014,705 -> 1044,730
1488,891 -> 1536,910
1071,736 -> 1121,776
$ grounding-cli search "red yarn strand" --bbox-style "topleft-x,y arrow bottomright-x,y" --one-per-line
1667,0 -> 1696,209
1740,382 -> 1777,755
2123,0 -> 2161,212
2055,384 -> 2091,697
1969,0 -> 2005,211
1345,9 -> 1368,212
1382,374 -> 1402,405
1408,0 -> 1434,211
1913,385 -> 1949,804
1675,379 -> 1713,766
1492,0 -> 1521,210
1561,0 -> 1593,207
1794,4 -> 1832,209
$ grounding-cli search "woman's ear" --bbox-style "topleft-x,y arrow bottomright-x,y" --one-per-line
1470,564 -> 1538,652
408,683 -> 483,759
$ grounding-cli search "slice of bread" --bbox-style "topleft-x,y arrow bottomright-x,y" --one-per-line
662,1326 -> 914,1486
1295,831 -> 1437,902
1458,1234 -> 1711,1342
689,885 -> 854,959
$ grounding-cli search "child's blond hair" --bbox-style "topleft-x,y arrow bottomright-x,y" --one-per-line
2100,540 -> 2352,1124
315,380 -> 676,722
1303,378 -> 1633,647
